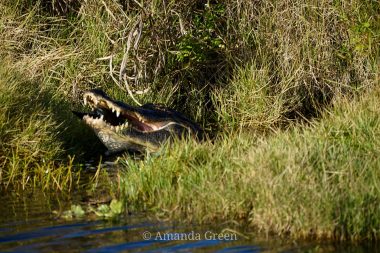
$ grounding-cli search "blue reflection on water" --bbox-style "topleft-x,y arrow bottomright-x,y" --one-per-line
0,193 -> 377,253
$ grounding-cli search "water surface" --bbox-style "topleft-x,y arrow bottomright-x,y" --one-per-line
0,191 -> 377,252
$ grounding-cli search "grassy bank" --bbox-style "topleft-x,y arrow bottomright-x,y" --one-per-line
0,0 -> 379,240
0,60 -> 74,190
122,88 -> 380,240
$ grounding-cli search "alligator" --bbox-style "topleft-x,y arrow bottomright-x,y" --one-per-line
73,89 -> 203,154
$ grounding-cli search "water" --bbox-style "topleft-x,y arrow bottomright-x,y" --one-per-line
0,191 -> 377,252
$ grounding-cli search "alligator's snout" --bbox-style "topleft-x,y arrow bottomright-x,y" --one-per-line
73,89 -> 203,154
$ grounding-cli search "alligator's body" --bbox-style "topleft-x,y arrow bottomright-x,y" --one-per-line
73,89 -> 203,153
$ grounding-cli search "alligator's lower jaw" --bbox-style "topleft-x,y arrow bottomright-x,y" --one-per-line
82,115 -> 160,153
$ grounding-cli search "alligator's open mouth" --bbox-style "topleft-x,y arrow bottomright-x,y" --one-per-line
73,89 -> 203,153
73,89 -> 170,133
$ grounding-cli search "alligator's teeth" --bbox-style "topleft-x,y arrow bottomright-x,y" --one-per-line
84,97 -> 87,106
100,115 -> 104,120
116,110 -> 120,117
116,126 -> 120,132
112,108 -> 115,113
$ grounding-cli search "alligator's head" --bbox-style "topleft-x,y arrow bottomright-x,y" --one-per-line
73,89 -> 203,154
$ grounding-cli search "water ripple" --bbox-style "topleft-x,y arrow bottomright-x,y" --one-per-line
0,192 -> 376,253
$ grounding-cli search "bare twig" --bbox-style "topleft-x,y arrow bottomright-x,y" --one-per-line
119,25 -> 143,105
117,16 -> 151,104
122,74 -> 142,106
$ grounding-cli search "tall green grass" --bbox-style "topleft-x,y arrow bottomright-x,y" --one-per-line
0,60 -> 75,190
121,88 -> 380,240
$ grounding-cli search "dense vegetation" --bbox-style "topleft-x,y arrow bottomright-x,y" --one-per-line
0,0 -> 379,240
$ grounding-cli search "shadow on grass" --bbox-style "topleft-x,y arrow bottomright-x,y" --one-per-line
0,65 -> 106,165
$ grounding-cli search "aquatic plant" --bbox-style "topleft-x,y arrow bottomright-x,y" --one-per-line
59,199 -> 124,220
